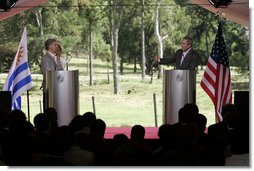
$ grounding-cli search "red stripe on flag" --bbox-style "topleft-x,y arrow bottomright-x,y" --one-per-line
200,81 -> 215,105
207,60 -> 216,74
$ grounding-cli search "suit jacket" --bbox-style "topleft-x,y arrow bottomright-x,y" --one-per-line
41,52 -> 58,72
159,48 -> 200,70
40,52 -> 58,91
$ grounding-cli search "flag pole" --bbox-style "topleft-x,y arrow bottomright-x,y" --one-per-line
92,96 -> 96,116
27,90 -> 30,122
153,93 -> 158,127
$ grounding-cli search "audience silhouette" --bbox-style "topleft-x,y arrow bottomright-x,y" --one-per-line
0,102 -> 249,166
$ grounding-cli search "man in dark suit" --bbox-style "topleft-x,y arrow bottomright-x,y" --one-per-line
40,38 -> 59,111
158,36 -> 200,70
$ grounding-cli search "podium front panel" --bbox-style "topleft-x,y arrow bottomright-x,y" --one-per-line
163,69 -> 196,124
45,70 -> 79,126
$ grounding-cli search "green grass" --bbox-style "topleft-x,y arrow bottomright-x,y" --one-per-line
0,57 -> 249,127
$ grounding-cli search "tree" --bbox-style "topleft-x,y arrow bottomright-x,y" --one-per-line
140,0 -> 146,80
32,8 -> 44,67
108,0 -> 124,94
222,21 -> 249,74
78,0 -> 106,86
154,0 -> 169,79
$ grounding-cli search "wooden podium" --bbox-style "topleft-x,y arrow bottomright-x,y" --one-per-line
45,70 -> 79,126
163,69 -> 196,124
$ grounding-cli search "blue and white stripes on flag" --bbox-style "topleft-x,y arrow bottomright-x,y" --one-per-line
2,27 -> 33,110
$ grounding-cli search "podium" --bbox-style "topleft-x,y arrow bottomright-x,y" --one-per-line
45,70 -> 79,126
163,69 -> 196,124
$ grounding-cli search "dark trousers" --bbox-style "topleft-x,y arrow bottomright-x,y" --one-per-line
43,90 -> 48,113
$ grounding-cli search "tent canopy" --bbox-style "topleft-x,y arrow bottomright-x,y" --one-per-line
0,0 -> 249,27
0,0 -> 48,21
190,0 -> 249,27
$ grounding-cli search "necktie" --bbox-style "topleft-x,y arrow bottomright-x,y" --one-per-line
180,54 -> 185,65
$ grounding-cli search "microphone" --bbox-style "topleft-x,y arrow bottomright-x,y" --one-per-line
66,53 -> 72,71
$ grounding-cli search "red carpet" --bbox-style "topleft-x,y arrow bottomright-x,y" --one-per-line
104,127 -> 159,139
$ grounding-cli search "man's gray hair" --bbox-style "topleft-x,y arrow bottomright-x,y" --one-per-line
45,38 -> 57,50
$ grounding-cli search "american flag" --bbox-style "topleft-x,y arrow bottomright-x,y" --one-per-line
2,27 -> 33,110
200,23 -> 232,122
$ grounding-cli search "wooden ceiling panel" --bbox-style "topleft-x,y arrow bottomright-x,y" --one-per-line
0,0 -> 48,21
190,0 -> 249,27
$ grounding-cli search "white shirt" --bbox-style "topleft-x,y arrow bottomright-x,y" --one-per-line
180,48 -> 192,65
47,51 -> 57,64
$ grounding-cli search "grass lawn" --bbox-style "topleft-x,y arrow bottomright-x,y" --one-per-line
0,57 -> 249,127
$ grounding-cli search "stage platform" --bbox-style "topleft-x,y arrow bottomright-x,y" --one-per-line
104,127 -> 159,139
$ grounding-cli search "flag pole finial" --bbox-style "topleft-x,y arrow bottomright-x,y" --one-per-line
216,11 -> 225,22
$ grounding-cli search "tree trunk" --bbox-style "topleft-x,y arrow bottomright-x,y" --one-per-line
34,8 -> 44,63
108,1 -> 114,85
112,28 -> 119,94
89,20 -> 93,86
108,0 -> 114,59
111,0 -> 123,94
154,1 -> 163,60
134,56 -> 137,73
34,8 -> 43,37
87,53 -> 89,74
120,48 -> 124,75
154,0 -> 168,79
141,0 -> 146,80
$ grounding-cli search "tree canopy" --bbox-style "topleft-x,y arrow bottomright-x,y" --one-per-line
0,0 -> 249,74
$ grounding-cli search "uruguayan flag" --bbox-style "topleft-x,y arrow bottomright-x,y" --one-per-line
2,27 -> 33,110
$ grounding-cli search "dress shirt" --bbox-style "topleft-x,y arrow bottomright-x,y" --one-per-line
180,48 -> 192,65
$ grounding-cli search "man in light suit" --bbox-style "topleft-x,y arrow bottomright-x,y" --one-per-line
158,36 -> 200,70
40,38 -> 59,111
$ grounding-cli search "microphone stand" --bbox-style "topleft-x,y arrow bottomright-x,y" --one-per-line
66,53 -> 72,71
